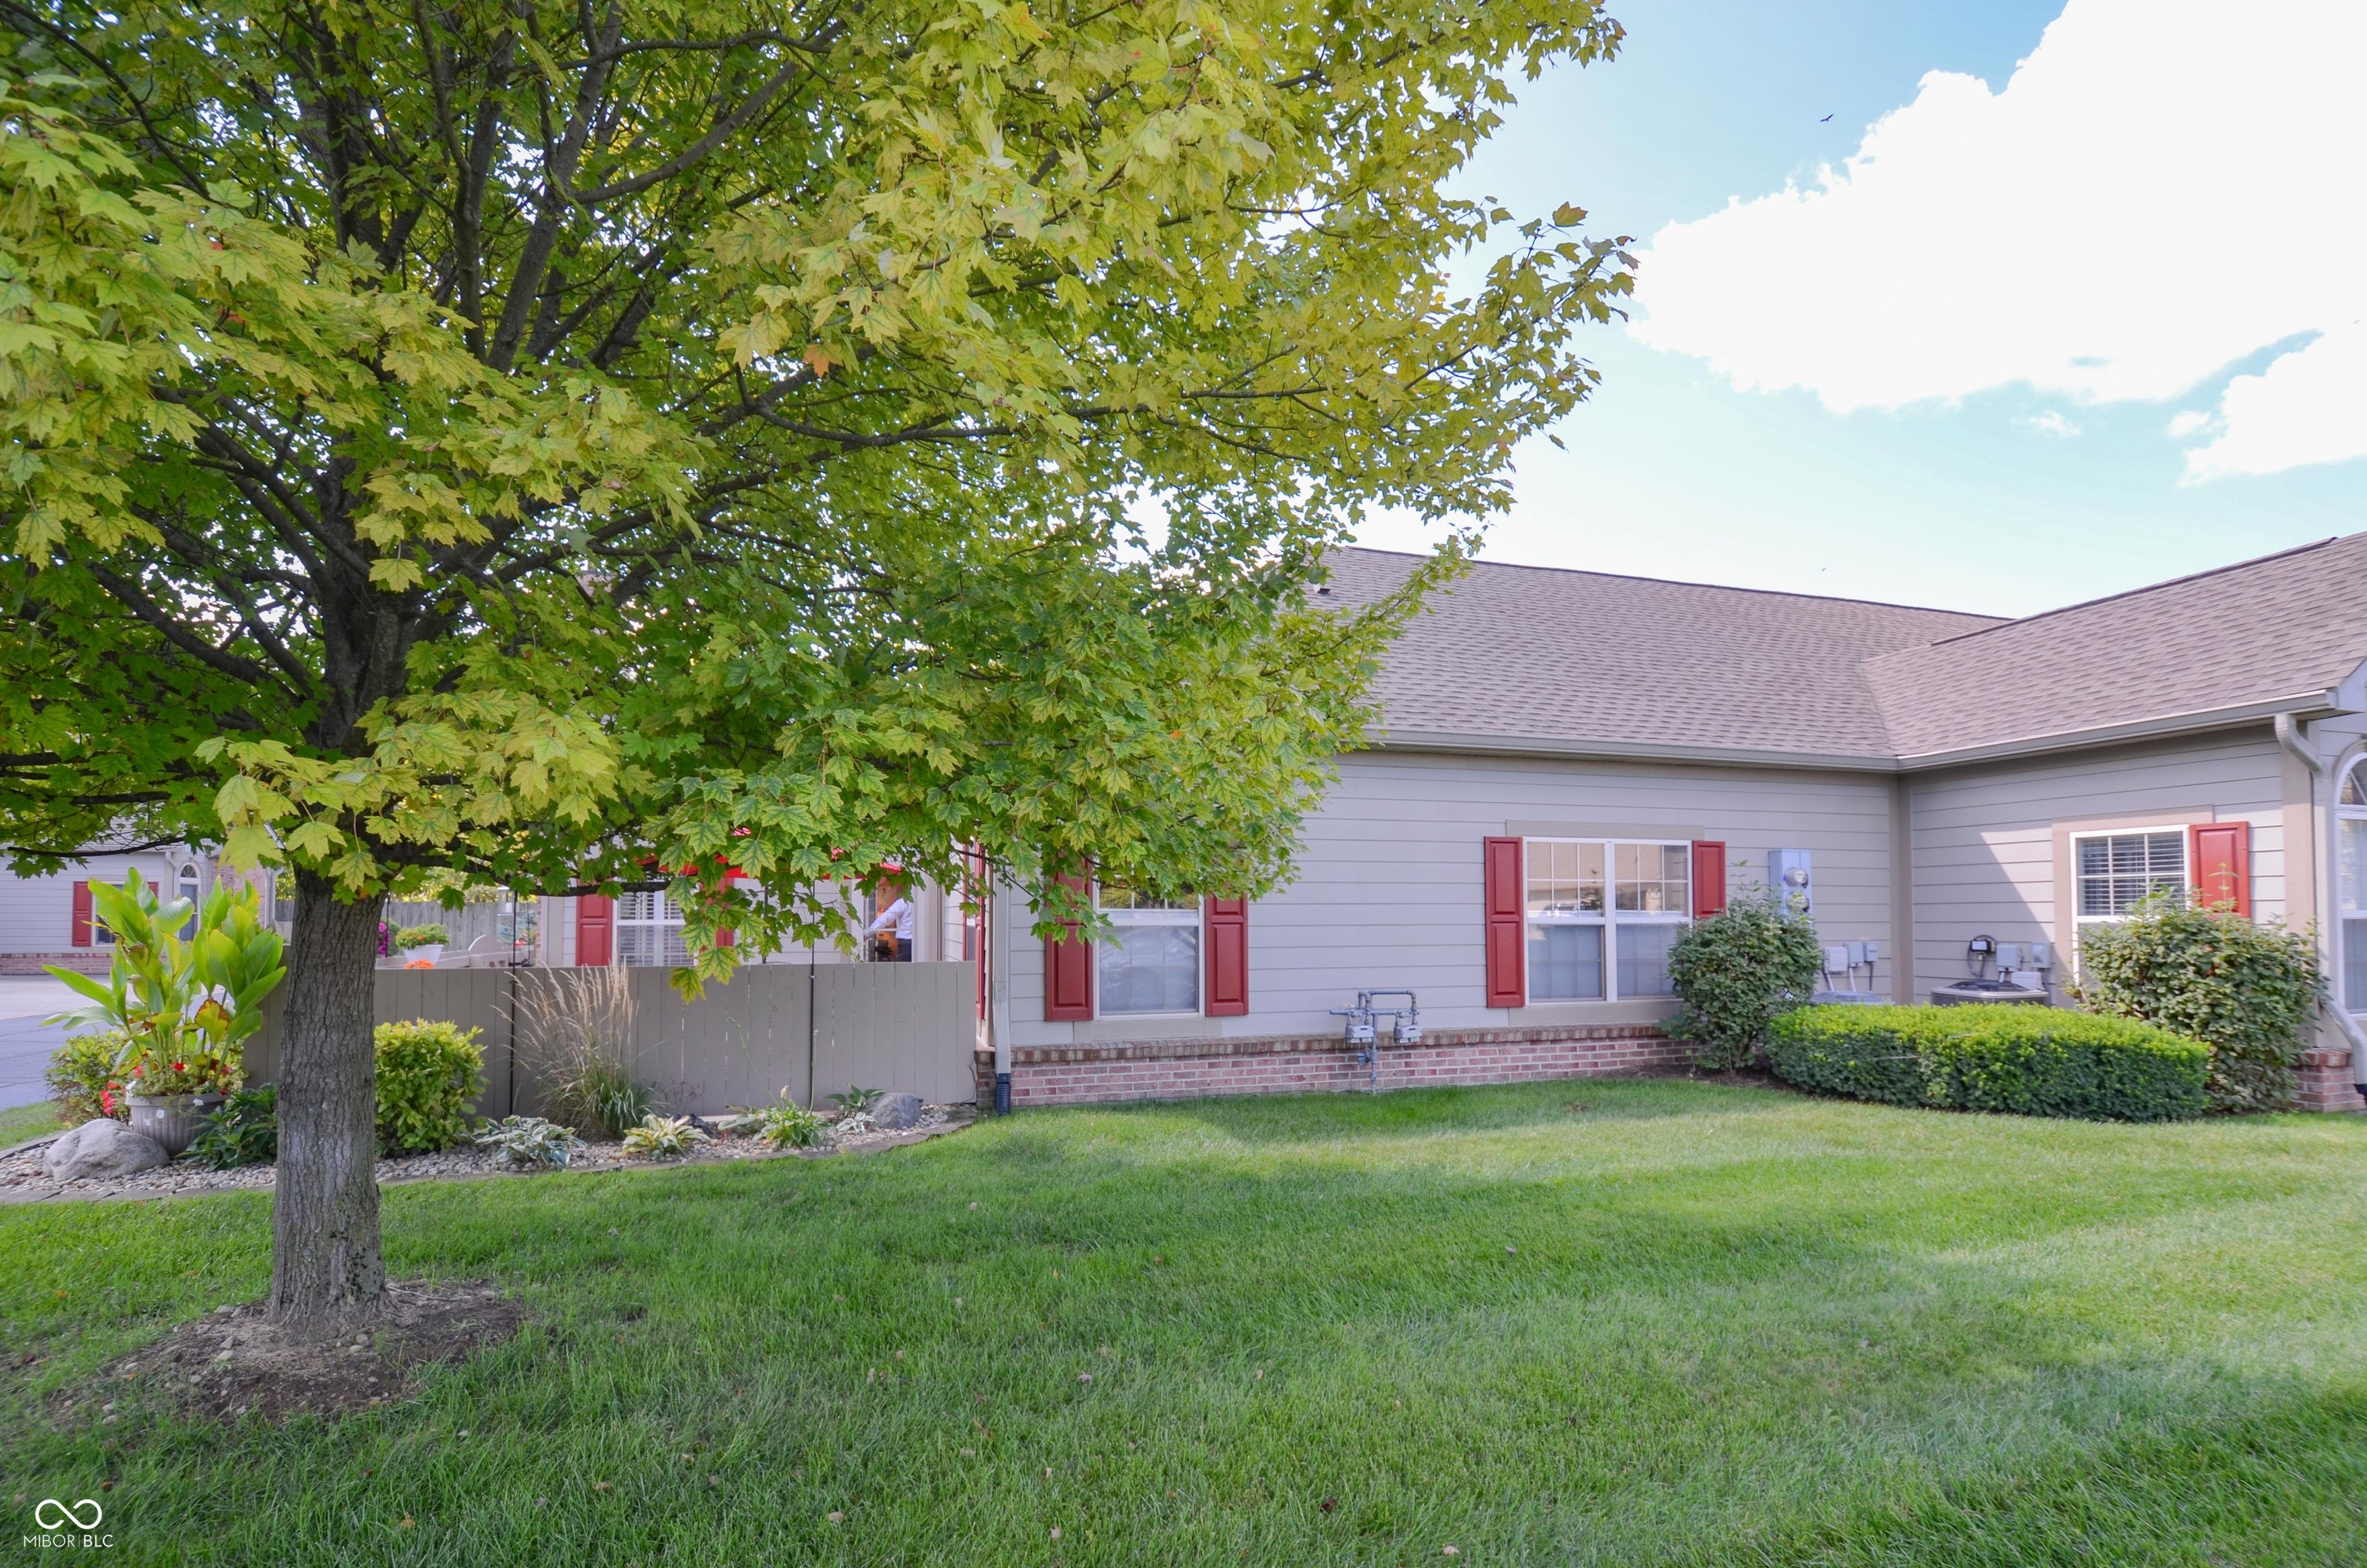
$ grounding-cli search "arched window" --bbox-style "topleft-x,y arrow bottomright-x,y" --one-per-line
2340,757 -> 2367,1011
177,861 -> 202,938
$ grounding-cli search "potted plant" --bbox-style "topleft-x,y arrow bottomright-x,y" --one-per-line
394,922 -> 450,968
45,874 -> 287,1156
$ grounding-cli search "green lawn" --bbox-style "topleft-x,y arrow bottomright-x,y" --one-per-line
0,1097 -> 62,1150
5,1079 -> 2365,1566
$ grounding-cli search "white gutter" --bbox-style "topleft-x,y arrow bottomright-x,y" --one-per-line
1369,693 -> 2350,777
1893,690 -> 2339,772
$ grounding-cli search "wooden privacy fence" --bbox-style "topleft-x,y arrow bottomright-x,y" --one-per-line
243,962 -> 979,1119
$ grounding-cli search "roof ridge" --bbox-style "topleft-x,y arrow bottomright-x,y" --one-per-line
1906,532 -> 2350,651
1335,546 -> 2006,623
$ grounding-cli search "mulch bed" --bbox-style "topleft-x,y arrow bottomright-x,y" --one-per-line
72,1278 -> 525,1423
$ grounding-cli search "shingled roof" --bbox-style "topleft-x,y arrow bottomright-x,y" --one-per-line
1328,532 -> 2367,769
1865,532 -> 2367,763
1321,549 -> 2002,766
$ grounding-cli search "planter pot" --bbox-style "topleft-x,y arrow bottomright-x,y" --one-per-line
126,1093 -> 226,1156
400,944 -> 445,967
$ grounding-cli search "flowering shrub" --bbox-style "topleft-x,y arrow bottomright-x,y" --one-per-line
45,874 -> 284,1098
394,923 -> 451,950
123,1050 -> 238,1097
45,1031 -> 131,1123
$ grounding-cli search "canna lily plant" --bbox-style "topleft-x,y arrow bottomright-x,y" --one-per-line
45,872 -> 288,1096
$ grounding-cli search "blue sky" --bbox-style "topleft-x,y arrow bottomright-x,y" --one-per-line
1351,0 -> 2367,617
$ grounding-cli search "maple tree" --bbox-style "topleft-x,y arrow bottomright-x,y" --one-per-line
0,0 -> 1632,1328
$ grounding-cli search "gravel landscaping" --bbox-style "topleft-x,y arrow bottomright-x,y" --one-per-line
0,1102 -> 973,1203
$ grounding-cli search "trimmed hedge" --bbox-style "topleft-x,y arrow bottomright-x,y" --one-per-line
1765,1004 -> 2208,1122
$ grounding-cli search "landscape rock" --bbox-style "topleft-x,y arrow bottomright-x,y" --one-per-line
870,1092 -> 925,1130
44,1118 -> 170,1183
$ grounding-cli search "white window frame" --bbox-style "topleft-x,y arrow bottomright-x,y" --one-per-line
1523,838 -> 1692,1003
1094,884 -> 1203,1018
175,861 -> 202,938
2338,757 -> 2367,1015
2069,826 -> 2188,979
615,890 -> 690,968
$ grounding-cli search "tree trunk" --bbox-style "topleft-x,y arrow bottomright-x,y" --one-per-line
268,868 -> 387,1333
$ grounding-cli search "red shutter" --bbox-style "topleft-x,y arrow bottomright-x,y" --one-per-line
576,894 -> 615,966
70,881 -> 92,947
1043,875 -> 1093,1021
2190,821 -> 2251,916
1483,836 -> 1526,1009
1691,841 -> 1727,919
1204,897 -> 1249,1016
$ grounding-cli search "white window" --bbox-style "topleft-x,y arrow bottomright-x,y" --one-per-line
1526,839 -> 1690,1002
2070,828 -> 2187,978
176,862 -> 201,938
1096,885 -> 1200,1016
2073,831 -> 2187,920
2340,759 -> 2367,1012
616,891 -> 690,967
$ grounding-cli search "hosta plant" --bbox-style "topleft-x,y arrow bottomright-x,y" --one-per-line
474,1116 -> 586,1170
622,1115 -> 711,1161
735,1093 -> 828,1150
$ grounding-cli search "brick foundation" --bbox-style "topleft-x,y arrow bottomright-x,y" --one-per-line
2295,1048 -> 2365,1113
0,952 -> 106,975
985,1022 -> 1694,1108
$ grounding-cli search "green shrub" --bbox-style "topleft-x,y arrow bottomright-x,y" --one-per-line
1766,1004 -> 2209,1122
186,1085 -> 278,1169
45,1031 -> 130,1123
2074,896 -> 2323,1113
373,1019 -> 486,1153
1667,893 -> 1827,1069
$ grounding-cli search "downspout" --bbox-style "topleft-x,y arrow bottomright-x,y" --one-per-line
989,878 -> 1014,1113
2278,713 -> 2367,1100
2275,712 -> 2322,779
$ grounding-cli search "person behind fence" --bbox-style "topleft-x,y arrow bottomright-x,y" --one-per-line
865,877 -> 915,962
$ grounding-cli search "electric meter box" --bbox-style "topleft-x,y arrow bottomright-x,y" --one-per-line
1768,849 -> 1813,921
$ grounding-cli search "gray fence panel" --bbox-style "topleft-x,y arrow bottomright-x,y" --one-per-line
242,961 -> 974,1118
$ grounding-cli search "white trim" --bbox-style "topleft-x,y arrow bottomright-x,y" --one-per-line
2068,825 -> 2190,925
1093,885 -> 1204,1019
1522,836 -> 1691,1004
2337,753 -> 2367,1016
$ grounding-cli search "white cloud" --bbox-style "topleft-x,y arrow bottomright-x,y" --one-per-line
2016,411 -> 2079,438
1627,0 -> 2367,480
2164,411 -> 2214,439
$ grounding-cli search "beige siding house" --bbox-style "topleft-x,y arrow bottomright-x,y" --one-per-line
991,535 -> 2367,1112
